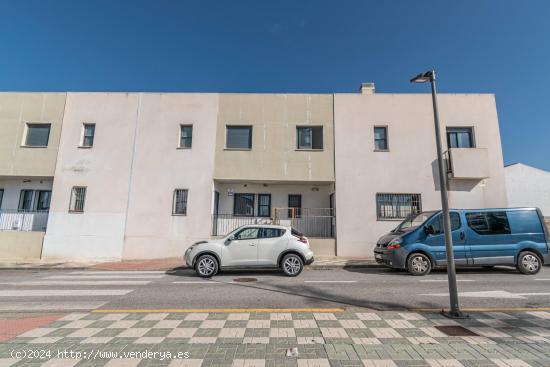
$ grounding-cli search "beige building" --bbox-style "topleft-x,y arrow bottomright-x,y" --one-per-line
1,85 -> 509,261
0,93 -> 66,259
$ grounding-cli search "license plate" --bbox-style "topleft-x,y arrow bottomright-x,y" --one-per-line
375,254 -> 382,259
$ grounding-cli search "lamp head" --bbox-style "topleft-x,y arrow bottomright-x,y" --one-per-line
410,70 -> 436,83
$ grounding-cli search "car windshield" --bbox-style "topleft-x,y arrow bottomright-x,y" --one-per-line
394,211 -> 436,232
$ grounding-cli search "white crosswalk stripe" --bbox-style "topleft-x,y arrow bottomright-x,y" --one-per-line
0,270 -> 165,311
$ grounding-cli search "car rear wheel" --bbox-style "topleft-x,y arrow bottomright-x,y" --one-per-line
281,254 -> 303,277
407,253 -> 432,276
195,254 -> 219,278
517,251 -> 541,275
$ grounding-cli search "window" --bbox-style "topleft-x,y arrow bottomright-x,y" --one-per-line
258,194 -> 271,217
18,190 -> 34,211
376,193 -> 422,220
81,123 -> 95,147
173,189 -> 188,215
24,123 -> 51,147
374,126 -> 388,151
179,125 -> 193,148
234,193 -> 255,216
297,126 -> 323,150
69,186 -> 86,213
288,194 -> 302,218
0,189 -> 3,209
226,126 -> 252,149
466,211 -> 511,235
447,127 -> 474,148
428,212 -> 461,234
234,227 -> 260,240
261,228 -> 285,238
35,190 -> 52,211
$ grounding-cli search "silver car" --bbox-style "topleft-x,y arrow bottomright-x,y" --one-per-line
184,225 -> 314,277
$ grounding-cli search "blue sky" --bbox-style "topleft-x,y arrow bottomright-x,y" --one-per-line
1,0 -> 549,170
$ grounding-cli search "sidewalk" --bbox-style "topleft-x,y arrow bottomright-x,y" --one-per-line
0,257 -> 379,271
2,309 -> 550,366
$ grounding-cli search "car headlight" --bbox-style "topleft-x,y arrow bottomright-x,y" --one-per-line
387,238 -> 401,250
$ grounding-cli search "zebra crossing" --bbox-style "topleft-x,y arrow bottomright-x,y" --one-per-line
0,270 -> 165,312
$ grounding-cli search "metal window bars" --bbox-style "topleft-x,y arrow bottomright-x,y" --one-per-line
376,193 -> 421,220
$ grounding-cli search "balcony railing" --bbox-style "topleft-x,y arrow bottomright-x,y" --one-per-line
0,210 -> 49,232
212,208 -> 335,238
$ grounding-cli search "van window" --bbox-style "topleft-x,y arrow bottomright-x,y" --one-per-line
507,210 -> 543,234
430,212 -> 461,234
466,211 -> 511,235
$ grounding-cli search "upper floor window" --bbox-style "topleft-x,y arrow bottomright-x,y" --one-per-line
226,126 -> 252,150
24,123 -> 51,147
179,125 -> 193,148
374,126 -> 388,151
17,190 -> 52,211
18,190 -> 34,211
297,126 -> 323,150
376,193 -> 422,220
447,127 -> 474,148
0,189 -> 3,209
81,123 -> 96,147
69,186 -> 86,213
173,189 -> 188,215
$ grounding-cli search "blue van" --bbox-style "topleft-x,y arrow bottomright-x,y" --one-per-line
374,208 -> 550,276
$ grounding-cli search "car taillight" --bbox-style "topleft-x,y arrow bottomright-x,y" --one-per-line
298,236 -> 309,246
387,243 -> 400,250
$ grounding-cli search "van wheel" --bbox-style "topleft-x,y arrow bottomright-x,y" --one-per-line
517,251 -> 541,275
407,253 -> 432,276
195,255 -> 219,278
281,254 -> 304,277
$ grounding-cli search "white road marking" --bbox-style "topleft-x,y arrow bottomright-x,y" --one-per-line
0,301 -> 107,311
173,281 -> 218,284
535,279 -> 550,281
420,279 -> 475,283
0,289 -> 133,297
70,271 -> 166,274
3,281 -> 151,286
421,290 -> 550,299
47,275 -> 164,279
304,281 -> 358,283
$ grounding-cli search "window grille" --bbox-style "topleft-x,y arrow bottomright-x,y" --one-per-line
173,189 -> 188,215
376,193 -> 421,220
69,187 -> 87,213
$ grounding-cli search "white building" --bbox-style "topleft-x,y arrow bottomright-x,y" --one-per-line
505,163 -> 550,217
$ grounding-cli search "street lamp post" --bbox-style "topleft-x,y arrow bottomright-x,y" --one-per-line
410,70 -> 465,318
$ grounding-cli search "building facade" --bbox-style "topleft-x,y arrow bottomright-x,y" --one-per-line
0,85 -> 508,261
505,163 -> 550,218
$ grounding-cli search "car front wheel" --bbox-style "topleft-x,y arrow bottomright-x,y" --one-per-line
195,254 -> 219,278
517,251 -> 541,275
281,254 -> 304,277
407,253 -> 432,276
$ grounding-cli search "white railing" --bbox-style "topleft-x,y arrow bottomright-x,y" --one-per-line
0,210 -> 49,232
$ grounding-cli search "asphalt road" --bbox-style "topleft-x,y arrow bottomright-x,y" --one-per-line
1,265 -> 550,312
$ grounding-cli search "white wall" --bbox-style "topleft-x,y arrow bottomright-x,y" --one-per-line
42,93 -> 140,261
0,178 -> 53,210
122,94 -> 219,259
334,93 -> 508,257
505,163 -> 550,217
42,93 -> 220,261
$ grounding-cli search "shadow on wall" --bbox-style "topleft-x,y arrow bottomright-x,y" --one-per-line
430,159 -> 479,192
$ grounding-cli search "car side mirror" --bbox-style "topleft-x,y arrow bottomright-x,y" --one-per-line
424,225 -> 435,235
225,235 -> 235,245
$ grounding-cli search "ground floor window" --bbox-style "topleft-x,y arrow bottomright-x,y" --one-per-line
258,194 -> 271,217
234,193 -> 255,216
376,193 -> 421,220
69,187 -> 87,213
173,189 -> 189,215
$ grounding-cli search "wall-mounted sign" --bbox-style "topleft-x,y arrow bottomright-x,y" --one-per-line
227,188 -> 234,196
